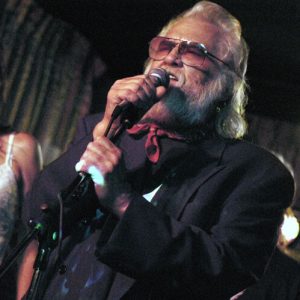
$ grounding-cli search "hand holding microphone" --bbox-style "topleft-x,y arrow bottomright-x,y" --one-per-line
34,69 -> 170,244
111,68 -> 170,119
95,68 -> 170,138
76,135 -> 131,218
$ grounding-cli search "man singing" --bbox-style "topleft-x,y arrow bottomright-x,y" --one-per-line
18,1 -> 294,299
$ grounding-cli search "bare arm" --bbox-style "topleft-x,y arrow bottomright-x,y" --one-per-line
16,240 -> 38,300
13,132 -> 43,197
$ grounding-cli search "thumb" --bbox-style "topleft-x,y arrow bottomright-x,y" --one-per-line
156,86 -> 168,99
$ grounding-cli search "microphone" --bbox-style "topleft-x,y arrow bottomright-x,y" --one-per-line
111,68 -> 170,119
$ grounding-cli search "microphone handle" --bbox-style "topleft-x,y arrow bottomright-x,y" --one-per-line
111,102 -> 133,119
49,105 -> 120,234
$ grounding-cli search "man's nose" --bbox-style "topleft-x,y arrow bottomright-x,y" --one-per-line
163,45 -> 183,66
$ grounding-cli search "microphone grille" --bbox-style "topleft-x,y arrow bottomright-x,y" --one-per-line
149,68 -> 170,88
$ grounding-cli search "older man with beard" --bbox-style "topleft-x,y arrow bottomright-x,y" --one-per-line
18,1 -> 294,300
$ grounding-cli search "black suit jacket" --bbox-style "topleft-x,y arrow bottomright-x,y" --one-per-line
24,114 -> 294,299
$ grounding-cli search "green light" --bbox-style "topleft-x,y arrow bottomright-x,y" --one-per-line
35,223 -> 43,231
52,232 -> 57,241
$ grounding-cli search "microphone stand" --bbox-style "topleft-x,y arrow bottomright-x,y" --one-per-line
24,171 -> 93,300
25,221 -> 58,300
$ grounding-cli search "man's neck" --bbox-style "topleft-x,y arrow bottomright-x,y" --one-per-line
137,118 -> 212,143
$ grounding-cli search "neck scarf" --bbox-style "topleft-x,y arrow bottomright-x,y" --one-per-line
127,123 -> 186,163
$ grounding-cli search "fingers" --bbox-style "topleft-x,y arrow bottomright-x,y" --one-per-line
75,137 -> 131,213
156,85 -> 168,99
106,74 -> 163,115
112,76 -> 157,107
75,137 -> 122,184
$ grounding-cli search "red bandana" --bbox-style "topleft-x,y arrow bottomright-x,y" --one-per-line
127,123 -> 185,163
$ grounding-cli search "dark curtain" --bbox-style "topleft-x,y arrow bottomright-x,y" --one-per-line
0,0 -> 106,164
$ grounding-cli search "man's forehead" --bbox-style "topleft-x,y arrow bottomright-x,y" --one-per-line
166,17 -> 224,54
166,17 -> 223,51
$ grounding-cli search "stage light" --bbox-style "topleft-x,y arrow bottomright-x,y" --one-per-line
279,207 -> 300,247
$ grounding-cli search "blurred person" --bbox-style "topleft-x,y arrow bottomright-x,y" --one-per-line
17,1 -> 294,299
0,125 -> 42,298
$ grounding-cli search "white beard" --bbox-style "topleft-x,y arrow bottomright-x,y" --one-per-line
144,73 -> 227,129
182,73 -> 228,125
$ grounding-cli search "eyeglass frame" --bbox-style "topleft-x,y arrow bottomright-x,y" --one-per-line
148,36 -> 239,76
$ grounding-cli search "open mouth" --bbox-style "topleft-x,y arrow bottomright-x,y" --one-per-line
168,73 -> 178,81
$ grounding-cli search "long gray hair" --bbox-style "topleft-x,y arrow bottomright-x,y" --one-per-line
146,1 -> 249,139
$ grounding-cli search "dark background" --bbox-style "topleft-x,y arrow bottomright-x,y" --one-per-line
34,0 -> 300,121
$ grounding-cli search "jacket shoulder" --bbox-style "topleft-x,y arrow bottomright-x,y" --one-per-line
223,139 -> 294,196
224,139 -> 290,170
72,113 -> 103,144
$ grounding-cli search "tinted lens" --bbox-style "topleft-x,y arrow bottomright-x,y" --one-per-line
180,43 -> 206,67
149,37 -> 176,60
149,37 -> 207,67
